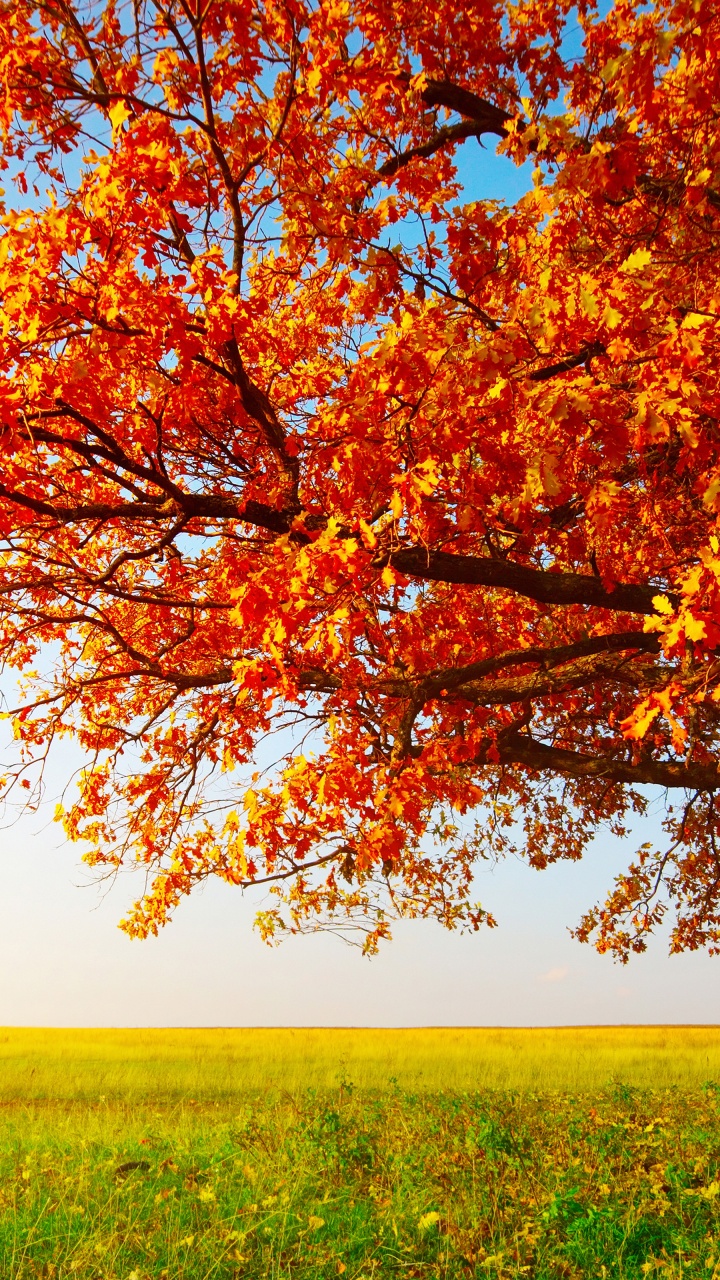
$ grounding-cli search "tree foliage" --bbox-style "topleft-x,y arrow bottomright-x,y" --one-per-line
0,0 -> 719,957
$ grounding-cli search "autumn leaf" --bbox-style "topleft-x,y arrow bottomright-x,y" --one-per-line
108,99 -> 131,137
0,0 -> 717,962
418,1211 -> 441,1233
620,247 -> 652,273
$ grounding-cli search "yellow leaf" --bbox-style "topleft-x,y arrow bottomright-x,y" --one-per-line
306,64 -> 322,96
684,612 -> 707,642
308,1215 -> 325,1230
602,302 -> 623,329
677,420 -> 699,448
652,686 -> 675,715
538,452 -> 562,497
418,1211 -> 441,1233
390,490 -> 403,520
621,701 -> 660,740
601,55 -> 623,83
620,247 -> 652,273
381,566 -> 397,588
358,518 -> 377,548
488,377 -> 508,399
652,594 -> 674,616
234,841 -> 248,880
108,99 -> 131,136
580,288 -> 599,319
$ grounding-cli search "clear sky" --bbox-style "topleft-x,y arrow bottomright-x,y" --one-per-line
1,762 -> 718,1027
1,58 -> 718,1029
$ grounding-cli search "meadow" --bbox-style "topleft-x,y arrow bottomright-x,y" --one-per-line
1,1027 -> 719,1279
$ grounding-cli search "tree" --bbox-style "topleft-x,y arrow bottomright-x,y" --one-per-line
0,0 -> 718,959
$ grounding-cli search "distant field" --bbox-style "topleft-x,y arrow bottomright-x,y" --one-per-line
1,1028 -> 720,1278
1,1025 -> 720,1097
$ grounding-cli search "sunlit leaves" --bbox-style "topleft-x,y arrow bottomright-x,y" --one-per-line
0,0 -> 718,957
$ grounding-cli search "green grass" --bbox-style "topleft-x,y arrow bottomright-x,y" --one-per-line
1,1028 -> 720,1278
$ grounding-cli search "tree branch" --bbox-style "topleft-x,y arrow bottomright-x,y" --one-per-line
423,630 -> 661,694
0,484 -> 294,536
453,651 -> 664,705
528,342 -> 605,382
419,79 -> 513,132
299,633 -> 662,701
494,733 -> 719,791
385,548 -> 673,615
378,78 -> 512,179
379,121 -> 490,178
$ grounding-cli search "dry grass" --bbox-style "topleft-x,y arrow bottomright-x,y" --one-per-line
1,1025 -> 719,1099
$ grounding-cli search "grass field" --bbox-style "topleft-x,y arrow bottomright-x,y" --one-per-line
1,1027 -> 719,1279
3,1026 -> 720,1098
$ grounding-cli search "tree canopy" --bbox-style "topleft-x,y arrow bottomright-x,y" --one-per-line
0,0 -> 719,957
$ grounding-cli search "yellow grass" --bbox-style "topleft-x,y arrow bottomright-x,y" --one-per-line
1,1025 -> 719,1098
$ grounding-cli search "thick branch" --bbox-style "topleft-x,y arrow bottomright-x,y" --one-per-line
495,733 -> 719,791
424,631 -> 661,694
219,339 -> 301,498
386,548 -> 672,615
0,484 -> 293,536
419,79 -> 513,132
455,651 -> 664,705
379,78 -> 512,179
528,342 -> 605,382
304,633 -> 662,701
